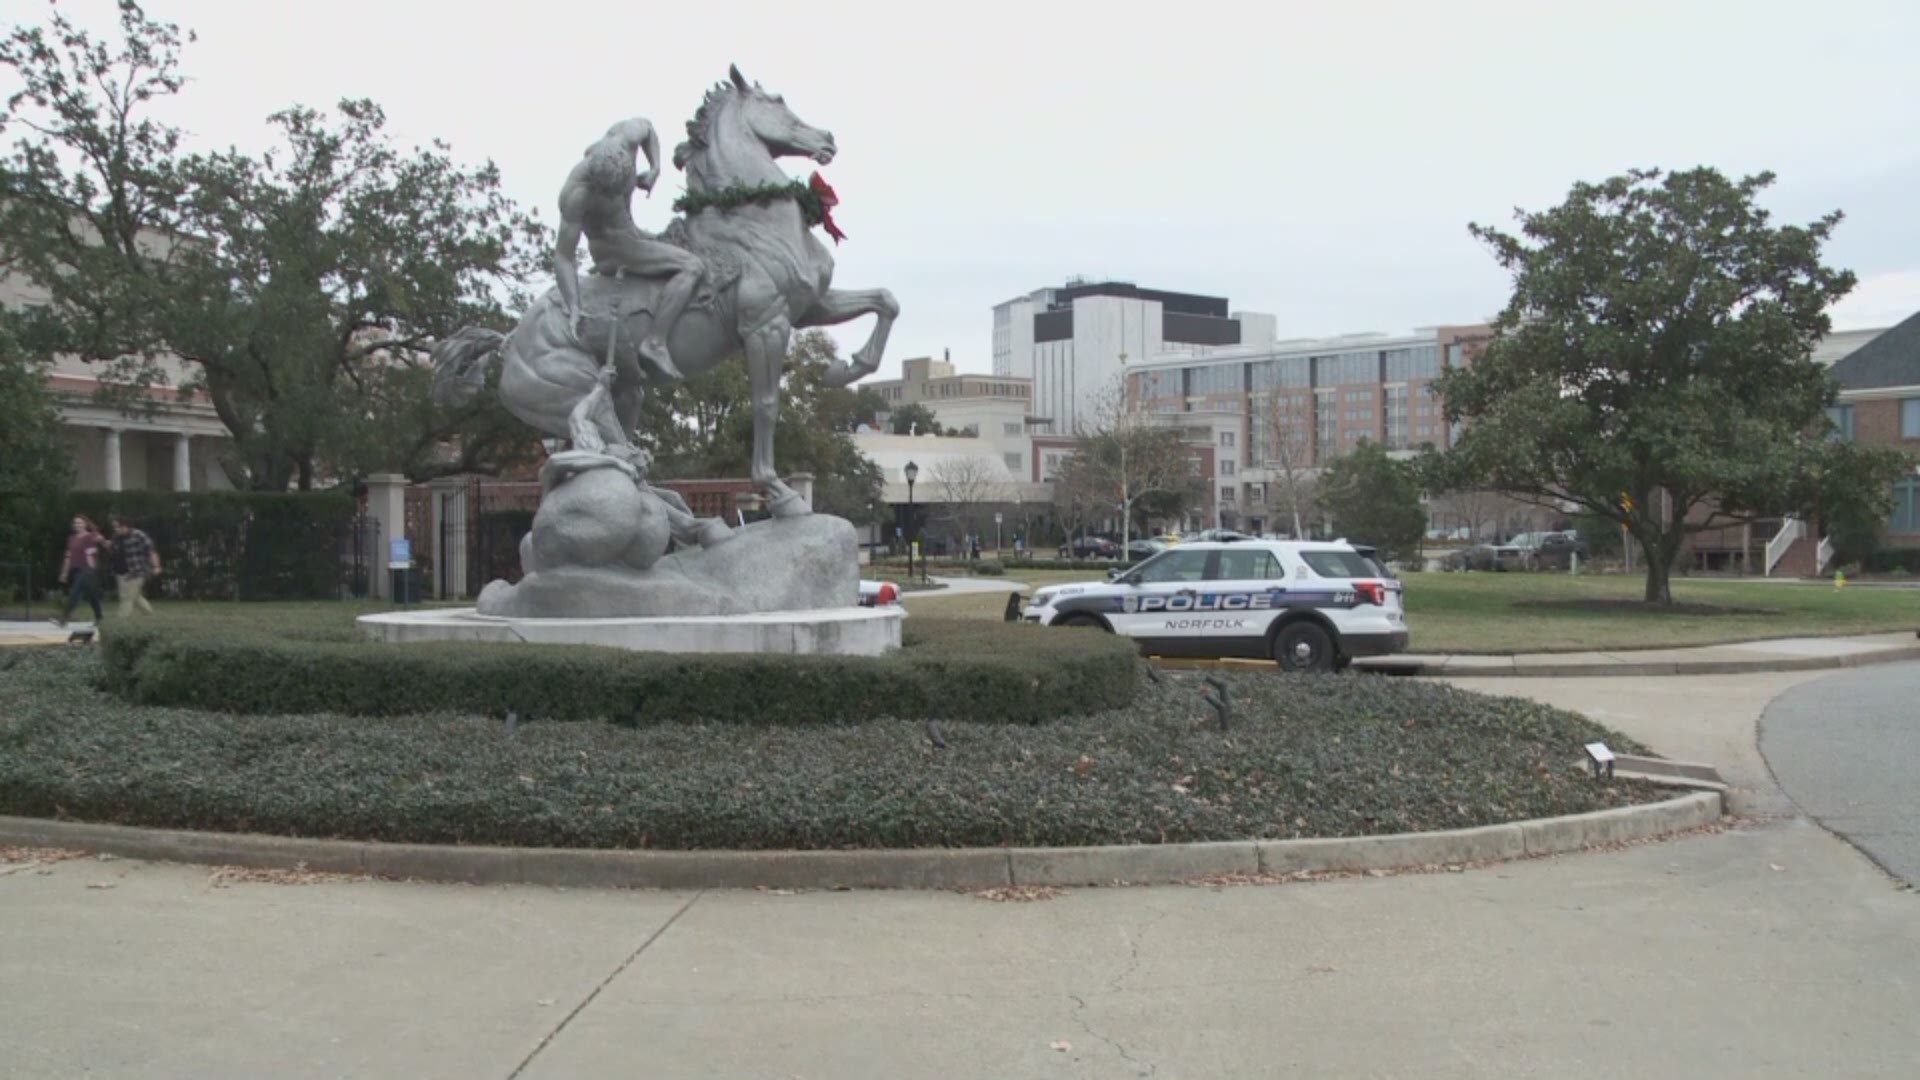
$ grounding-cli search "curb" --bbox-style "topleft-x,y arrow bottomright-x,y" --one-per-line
1357,643 -> 1920,678
0,792 -> 1722,891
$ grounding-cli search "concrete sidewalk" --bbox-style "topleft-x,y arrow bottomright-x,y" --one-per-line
902,574 -> 1023,598
0,620 -> 78,648
5,671 -> 1919,1076
1361,630 -> 1920,677
3,817 -> 1914,1079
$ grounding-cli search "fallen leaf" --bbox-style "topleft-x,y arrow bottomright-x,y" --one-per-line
87,881 -> 116,889
1071,755 -> 1094,777
971,885 -> 1066,902
537,998 -> 556,1007
1769,863 -> 1785,872
1050,1040 -> 1072,1052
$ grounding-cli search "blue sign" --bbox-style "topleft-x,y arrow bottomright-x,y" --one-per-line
388,538 -> 412,568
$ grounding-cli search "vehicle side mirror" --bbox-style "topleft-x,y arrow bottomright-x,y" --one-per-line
1106,568 -> 1123,582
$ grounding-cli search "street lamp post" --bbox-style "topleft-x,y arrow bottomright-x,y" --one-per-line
904,460 -> 919,583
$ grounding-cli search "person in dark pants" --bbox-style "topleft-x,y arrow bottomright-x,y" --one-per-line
55,515 -> 106,627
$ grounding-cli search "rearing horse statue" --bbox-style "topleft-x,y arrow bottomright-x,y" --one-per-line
434,64 -> 898,530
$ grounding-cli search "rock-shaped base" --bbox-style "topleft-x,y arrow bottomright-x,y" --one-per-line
478,512 -> 859,618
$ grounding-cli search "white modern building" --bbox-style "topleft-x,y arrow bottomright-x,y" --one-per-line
993,280 -> 1278,435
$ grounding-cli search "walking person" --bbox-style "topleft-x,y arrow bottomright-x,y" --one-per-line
107,515 -> 161,617
53,515 -> 105,628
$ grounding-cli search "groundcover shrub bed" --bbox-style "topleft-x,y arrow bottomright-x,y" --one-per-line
99,615 -> 1137,724
0,648 -> 1662,850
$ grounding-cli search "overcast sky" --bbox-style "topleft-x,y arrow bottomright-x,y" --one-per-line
10,0 -> 1920,377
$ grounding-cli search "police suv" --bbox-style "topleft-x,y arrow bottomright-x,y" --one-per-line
1021,540 -> 1408,672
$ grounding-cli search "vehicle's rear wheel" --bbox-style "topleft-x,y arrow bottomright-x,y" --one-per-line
1273,622 -> 1335,673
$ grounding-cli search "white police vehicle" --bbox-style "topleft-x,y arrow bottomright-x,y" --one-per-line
1021,540 -> 1408,672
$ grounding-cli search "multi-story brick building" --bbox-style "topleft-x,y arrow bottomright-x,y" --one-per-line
1123,325 -> 1493,533
1826,310 -> 1920,552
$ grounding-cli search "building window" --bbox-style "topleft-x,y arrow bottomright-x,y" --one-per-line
1892,477 -> 1920,533
1219,430 -> 1235,448
1220,485 -> 1235,503
1903,399 -> 1920,438
1220,460 -> 1235,476
1003,422 -> 1023,436
1003,452 -> 1023,472
1827,404 -> 1855,442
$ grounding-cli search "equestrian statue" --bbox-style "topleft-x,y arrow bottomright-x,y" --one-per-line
431,65 -> 897,618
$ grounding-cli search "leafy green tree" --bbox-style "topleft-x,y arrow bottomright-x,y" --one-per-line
644,330 -> 885,525
0,327 -> 72,572
1319,439 -> 1426,562
1572,510 -> 1623,558
1427,167 -> 1910,603
888,401 -> 943,436
0,1 -> 547,490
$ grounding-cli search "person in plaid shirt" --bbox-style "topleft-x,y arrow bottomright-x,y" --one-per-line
108,515 -> 161,617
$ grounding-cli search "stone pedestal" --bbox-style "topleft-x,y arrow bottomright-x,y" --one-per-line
357,605 -> 903,656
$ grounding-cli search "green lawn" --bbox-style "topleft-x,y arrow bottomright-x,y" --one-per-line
67,569 -> 1916,656
901,568 -> 1917,654
1402,573 -> 1916,653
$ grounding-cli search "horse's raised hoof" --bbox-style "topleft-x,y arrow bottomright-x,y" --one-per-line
767,489 -> 810,519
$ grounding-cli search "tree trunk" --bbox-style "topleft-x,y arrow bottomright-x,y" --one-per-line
296,456 -> 313,491
1640,535 -> 1674,604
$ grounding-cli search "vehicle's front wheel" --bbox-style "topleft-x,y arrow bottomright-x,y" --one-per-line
1273,622 -> 1336,673
1058,614 -> 1111,633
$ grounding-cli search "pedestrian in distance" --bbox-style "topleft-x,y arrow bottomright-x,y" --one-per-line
53,515 -> 106,628
107,515 -> 161,617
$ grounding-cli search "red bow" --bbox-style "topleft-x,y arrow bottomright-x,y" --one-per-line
809,171 -> 847,245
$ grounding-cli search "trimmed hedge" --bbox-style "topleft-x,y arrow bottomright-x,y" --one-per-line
1005,557 -> 1127,571
99,614 -> 1138,724
48,490 -> 358,600
1859,548 -> 1920,575
0,647 -> 1662,850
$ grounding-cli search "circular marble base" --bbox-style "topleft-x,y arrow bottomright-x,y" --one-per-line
357,604 -> 903,656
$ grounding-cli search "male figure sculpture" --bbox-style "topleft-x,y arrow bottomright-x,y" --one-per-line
554,117 -> 702,380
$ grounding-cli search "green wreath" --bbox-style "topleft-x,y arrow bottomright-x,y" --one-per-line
672,181 -> 828,227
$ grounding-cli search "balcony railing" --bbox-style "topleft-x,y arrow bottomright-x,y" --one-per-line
1764,517 -> 1805,577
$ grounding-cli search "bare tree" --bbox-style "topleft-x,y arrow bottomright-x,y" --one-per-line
1255,389 -> 1316,538
1083,377 -> 1202,552
929,455 -> 1007,550
1051,451 -> 1102,554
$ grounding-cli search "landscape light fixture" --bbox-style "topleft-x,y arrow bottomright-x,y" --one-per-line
1584,741 -> 1615,780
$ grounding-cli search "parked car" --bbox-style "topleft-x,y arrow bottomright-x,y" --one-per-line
1060,536 -> 1120,559
1021,539 -> 1409,672
857,580 -> 901,606
1529,531 -> 1590,571
1440,544 -> 1502,572
1124,539 -> 1167,563
1187,529 -> 1252,543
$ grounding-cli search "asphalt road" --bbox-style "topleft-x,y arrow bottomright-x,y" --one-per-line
1760,661 -> 1920,886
